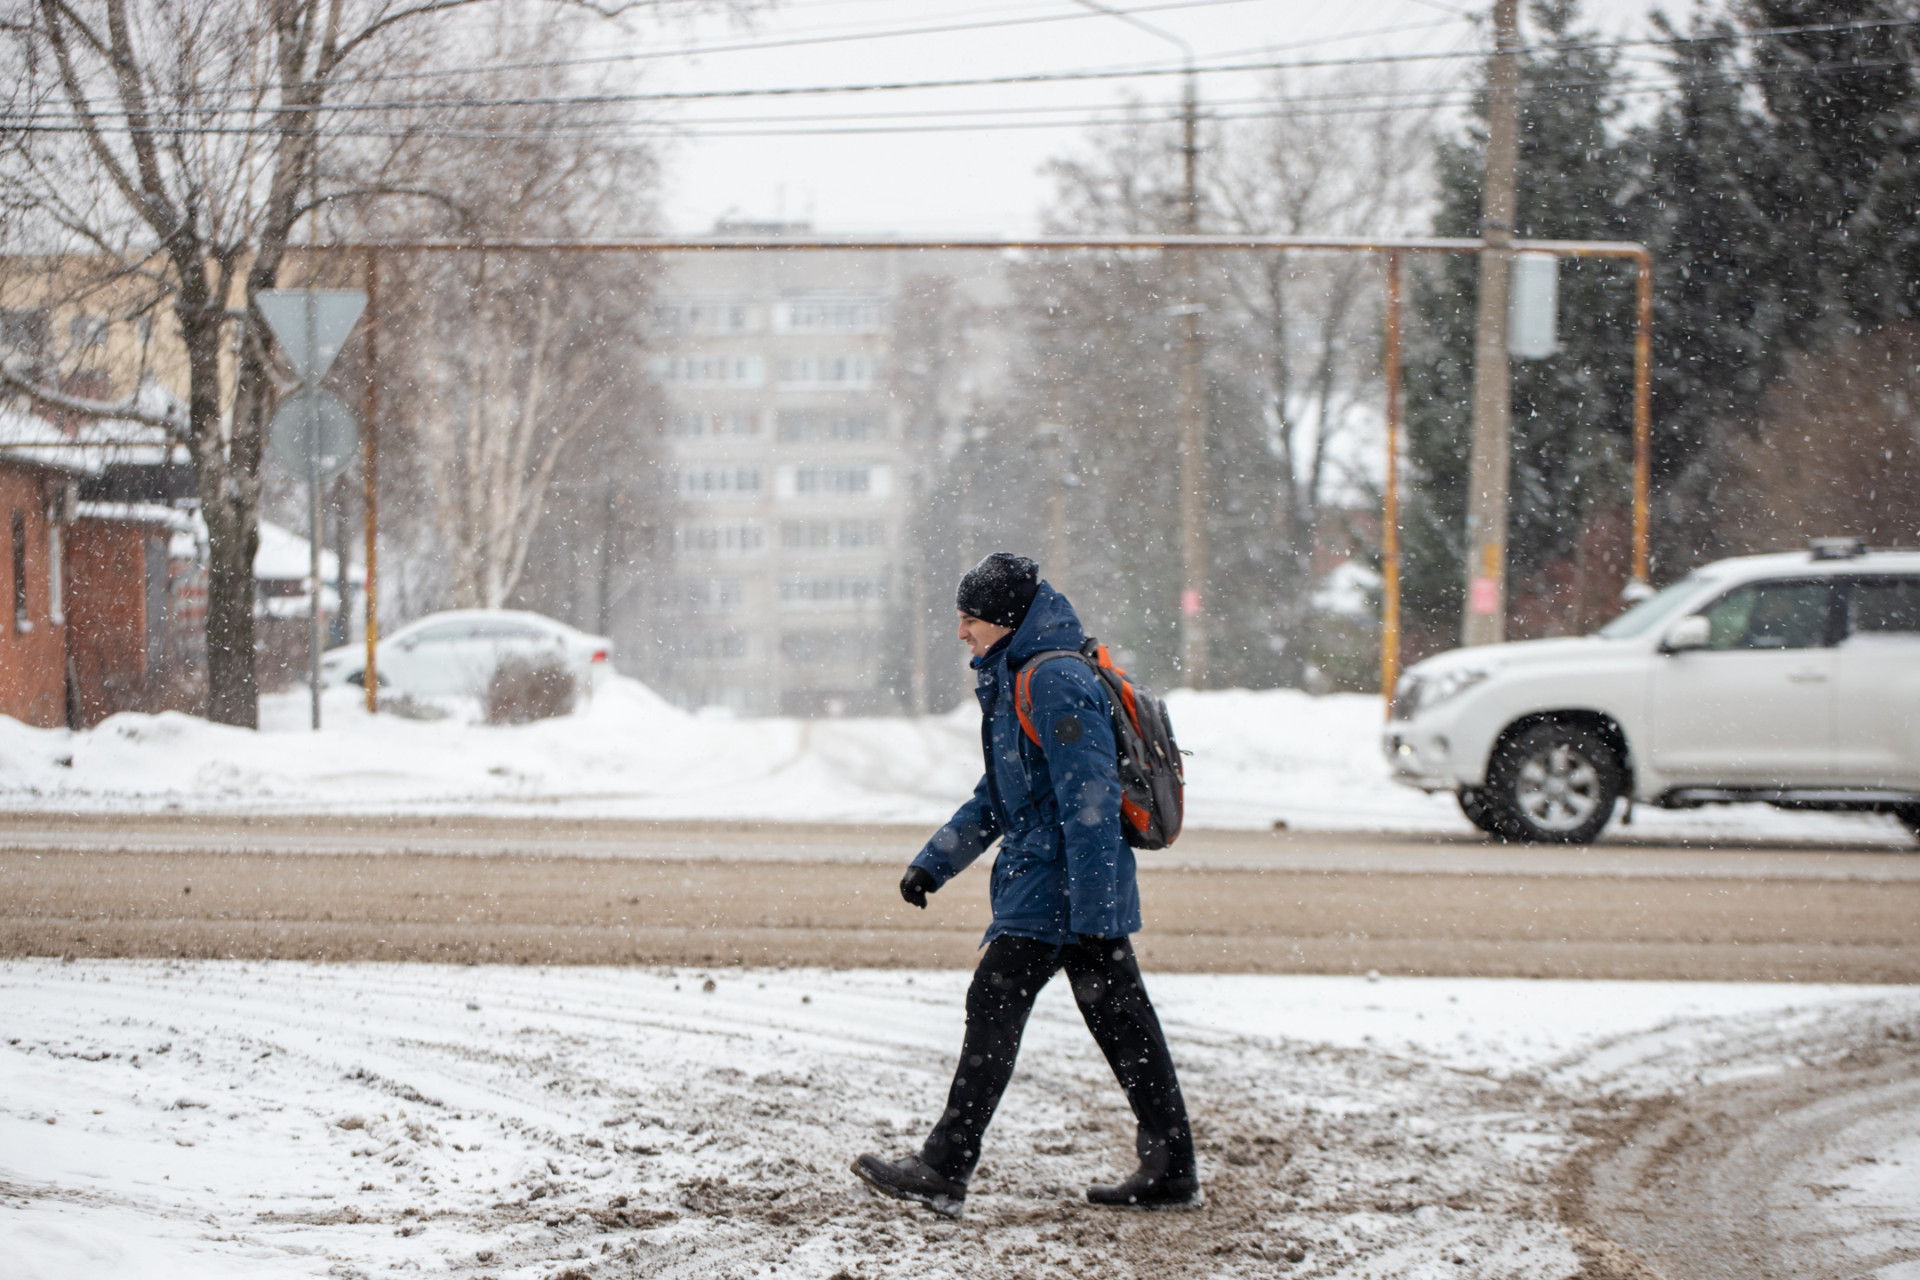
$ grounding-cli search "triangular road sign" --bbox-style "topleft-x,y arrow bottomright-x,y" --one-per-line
256,289 -> 367,384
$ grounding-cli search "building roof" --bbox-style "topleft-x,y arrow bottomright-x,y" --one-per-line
0,398 -> 189,476
74,501 -> 196,531
255,519 -> 365,586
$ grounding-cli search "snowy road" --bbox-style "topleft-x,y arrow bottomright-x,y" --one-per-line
8,821 -> 1919,980
4,811 -> 1916,872
5,960 -> 1917,1280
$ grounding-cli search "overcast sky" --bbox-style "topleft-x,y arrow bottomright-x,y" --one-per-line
595,0 -> 1663,236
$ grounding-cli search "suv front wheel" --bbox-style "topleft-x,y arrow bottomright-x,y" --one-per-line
1483,722 -> 1622,844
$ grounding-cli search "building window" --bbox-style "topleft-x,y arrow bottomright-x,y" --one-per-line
678,578 -> 745,613
778,575 -> 885,608
780,519 -> 884,550
668,409 -> 762,438
67,315 -> 108,351
0,308 -> 48,358
11,509 -> 28,633
775,355 -> 874,388
837,519 -> 885,548
46,523 -> 64,626
776,410 -> 879,442
780,520 -> 830,549
652,354 -> 765,386
780,629 -> 880,661
775,298 -> 883,333
654,299 -> 753,333
792,466 -> 869,496
777,464 -> 891,501
688,630 -> 750,661
673,520 -> 766,555
678,465 -> 762,498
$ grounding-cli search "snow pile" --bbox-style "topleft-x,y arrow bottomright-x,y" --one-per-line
0,676 -> 1908,842
3,959 -> 1914,1280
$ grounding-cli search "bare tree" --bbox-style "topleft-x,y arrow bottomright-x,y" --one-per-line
0,0 -> 719,725
0,0 -> 491,726
1204,74 -> 1436,684
362,6 -> 663,617
404,253 -> 654,610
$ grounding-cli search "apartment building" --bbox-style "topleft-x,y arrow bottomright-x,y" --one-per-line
649,232 -> 1006,715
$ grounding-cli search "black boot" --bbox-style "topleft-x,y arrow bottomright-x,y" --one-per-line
1087,1165 -> 1203,1211
852,1152 -> 967,1219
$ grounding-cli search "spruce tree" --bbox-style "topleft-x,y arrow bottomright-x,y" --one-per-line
1743,0 -> 1920,335
1629,0 -> 1920,567
1628,14 -> 1790,565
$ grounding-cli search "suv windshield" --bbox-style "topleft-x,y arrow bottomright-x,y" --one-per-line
1594,574 -> 1714,639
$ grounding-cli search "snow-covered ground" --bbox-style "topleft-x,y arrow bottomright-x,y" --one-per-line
4,959 -> 1916,1279
0,675 -> 1910,844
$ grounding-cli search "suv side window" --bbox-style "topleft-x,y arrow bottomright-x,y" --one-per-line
1698,580 -> 1834,650
1842,577 -> 1920,642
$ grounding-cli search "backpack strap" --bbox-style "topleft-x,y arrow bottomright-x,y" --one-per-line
1013,650 -> 1088,746
1080,638 -> 1144,738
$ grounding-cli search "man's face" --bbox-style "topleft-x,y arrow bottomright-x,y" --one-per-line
957,612 -> 1013,658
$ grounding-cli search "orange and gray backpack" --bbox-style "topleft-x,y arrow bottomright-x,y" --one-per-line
1014,637 -> 1185,849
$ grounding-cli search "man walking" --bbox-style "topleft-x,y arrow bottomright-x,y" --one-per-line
853,552 -> 1199,1218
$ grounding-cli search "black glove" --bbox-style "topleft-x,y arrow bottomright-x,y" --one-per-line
899,865 -> 937,909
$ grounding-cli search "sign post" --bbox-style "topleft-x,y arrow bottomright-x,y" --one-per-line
257,289 -> 367,730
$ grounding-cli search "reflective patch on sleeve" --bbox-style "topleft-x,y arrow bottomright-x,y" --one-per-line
1054,714 -> 1083,744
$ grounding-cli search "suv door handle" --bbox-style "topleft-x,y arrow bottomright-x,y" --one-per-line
1787,670 -> 1828,683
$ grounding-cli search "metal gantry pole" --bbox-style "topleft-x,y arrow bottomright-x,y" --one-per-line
362,251 -> 381,715
1632,254 -> 1653,588
305,290 -> 324,730
1380,252 -> 1404,716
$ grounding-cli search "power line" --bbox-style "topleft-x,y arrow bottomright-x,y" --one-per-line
331,0 -> 1281,86
12,51 -> 1911,142
7,16 -> 1916,147
9,12 -> 1914,128
10,49 -> 1475,123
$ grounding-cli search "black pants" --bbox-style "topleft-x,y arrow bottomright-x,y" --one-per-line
920,933 -> 1194,1183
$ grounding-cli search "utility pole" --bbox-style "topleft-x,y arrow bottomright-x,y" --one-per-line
1175,67 -> 1209,686
1463,0 -> 1521,648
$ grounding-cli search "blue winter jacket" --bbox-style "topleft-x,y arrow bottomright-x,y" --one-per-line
910,583 -> 1142,945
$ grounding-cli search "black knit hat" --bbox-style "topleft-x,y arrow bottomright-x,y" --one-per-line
956,552 -> 1040,630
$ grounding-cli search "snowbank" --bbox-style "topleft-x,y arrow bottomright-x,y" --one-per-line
0,676 -> 1908,843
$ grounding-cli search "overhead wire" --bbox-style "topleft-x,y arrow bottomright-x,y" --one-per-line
330,0 -> 1288,86
10,50 -> 1912,141
4,15 -> 1914,140
7,13 -> 1917,126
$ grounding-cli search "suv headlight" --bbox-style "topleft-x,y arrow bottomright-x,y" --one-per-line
1394,667 -> 1489,720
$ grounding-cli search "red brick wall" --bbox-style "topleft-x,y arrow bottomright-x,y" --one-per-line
66,518 -> 151,726
0,466 -> 67,728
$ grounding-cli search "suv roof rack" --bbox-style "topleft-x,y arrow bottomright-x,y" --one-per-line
1808,536 -> 1868,560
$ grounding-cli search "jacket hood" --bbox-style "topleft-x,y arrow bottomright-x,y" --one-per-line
1004,581 -> 1085,668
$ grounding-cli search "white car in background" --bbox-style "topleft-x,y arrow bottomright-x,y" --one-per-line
1384,541 -> 1920,844
321,610 -> 613,699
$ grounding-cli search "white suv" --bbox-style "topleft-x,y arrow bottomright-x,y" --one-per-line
1383,541 -> 1920,844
